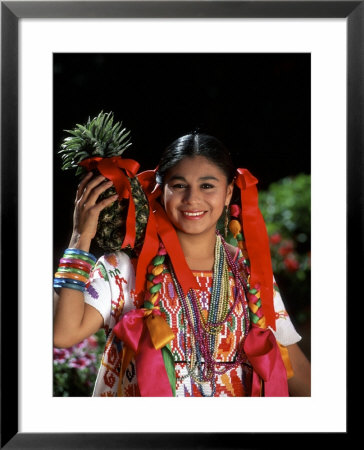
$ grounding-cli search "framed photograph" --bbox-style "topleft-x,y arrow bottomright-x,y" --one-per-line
2,1 -> 358,448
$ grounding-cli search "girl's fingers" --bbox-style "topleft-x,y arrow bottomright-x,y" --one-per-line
93,194 -> 119,214
82,194 -> 118,229
77,174 -> 109,204
73,188 -> 118,239
86,179 -> 114,206
76,172 -> 93,202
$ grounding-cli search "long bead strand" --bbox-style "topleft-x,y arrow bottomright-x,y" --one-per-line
169,233 -> 252,393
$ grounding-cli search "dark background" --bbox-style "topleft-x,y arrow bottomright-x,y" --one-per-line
54,53 -> 310,247
53,53 -> 310,353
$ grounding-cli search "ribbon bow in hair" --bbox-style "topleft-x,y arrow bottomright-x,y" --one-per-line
234,168 -> 275,330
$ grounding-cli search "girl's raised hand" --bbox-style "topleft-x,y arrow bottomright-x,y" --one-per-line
69,172 -> 118,250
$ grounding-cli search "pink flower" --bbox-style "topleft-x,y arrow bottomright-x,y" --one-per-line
278,239 -> 295,256
74,339 -> 88,350
84,352 -> 97,363
53,348 -> 71,364
86,336 -> 99,349
68,356 -> 91,369
283,256 -> 300,272
270,232 -> 282,245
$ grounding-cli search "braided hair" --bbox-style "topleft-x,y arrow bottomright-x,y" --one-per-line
153,132 -> 267,329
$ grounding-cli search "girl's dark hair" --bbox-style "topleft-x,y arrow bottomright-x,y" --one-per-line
156,133 -> 236,186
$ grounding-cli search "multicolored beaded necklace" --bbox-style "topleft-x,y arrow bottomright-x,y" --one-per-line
168,232 -> 251,396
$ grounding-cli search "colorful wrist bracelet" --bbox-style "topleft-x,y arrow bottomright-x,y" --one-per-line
59,261 -> 91,270
57,266 -> 90,278
55,271 -> 89,283
53,248 -> 97,292
53,281 -> 85,292
59,257 -> 93,271
54,277 -> 86,287
63,252 -> 96,265
64,248 -> 97,264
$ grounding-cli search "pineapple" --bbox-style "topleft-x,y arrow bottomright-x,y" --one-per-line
59,111 -> 149,256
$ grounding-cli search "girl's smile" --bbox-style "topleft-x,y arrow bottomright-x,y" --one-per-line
162,156 -> 234,238
180,210 -> 207,219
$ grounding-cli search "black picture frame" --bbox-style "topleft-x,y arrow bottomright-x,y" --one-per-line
1,1 -> 358,448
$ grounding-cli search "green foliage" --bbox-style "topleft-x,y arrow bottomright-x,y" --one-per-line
259,174 -> 310,245
259,174 -> 311,323
53,329 -> 106,397
218,173 -> 311,324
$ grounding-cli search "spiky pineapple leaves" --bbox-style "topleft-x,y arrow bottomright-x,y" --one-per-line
58,111 -> 149,254
59,111 -> 132,176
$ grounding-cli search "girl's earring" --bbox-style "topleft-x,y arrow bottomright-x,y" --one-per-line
224,205 -> 229,238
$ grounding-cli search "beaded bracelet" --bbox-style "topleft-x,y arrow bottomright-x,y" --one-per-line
54,248 -> 96,292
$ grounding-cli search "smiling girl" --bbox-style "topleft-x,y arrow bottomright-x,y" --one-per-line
53,133 -> 311,397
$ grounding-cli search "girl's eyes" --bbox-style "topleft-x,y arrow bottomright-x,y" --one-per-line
171,183 -> 215,190
171,184 -> 187,189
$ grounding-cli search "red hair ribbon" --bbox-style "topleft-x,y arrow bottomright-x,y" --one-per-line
79,156 -> 140,249
235,168 -> 276,330
134,170 -> 161,298
111,169 -> 199,396
136,170 -> 199,298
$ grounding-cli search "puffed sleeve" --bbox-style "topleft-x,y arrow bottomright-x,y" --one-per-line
84,251 -> 136,331
235,248 -> 302,346
270,279 -> 302,346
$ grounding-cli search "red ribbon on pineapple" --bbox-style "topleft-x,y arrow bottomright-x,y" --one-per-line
79,156 -> 140,249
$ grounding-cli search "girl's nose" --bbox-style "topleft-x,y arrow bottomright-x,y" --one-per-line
183,186 -> 200,204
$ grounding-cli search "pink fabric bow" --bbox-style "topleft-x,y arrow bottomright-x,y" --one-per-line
113,308 -> 174,397
243,325 -> 289,396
